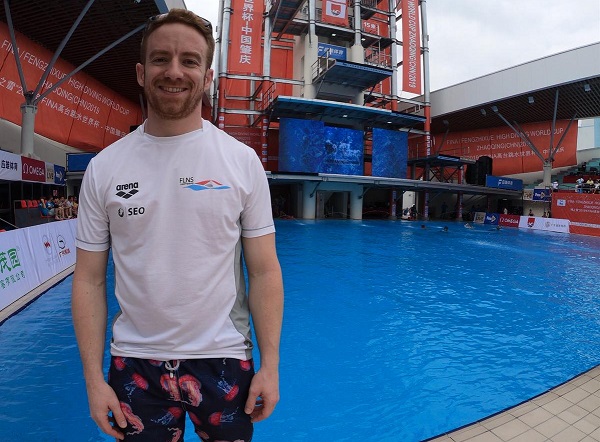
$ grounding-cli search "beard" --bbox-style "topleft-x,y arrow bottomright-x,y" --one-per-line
144,79 -> 203,121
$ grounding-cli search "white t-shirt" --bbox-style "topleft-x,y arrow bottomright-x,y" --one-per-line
76,120 -> 275,360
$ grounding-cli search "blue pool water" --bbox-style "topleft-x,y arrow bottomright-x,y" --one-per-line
1,220 -> 600,441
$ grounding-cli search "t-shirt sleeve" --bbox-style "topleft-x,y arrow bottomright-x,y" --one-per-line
240,153 -> 275,238
76,159 -> 111,251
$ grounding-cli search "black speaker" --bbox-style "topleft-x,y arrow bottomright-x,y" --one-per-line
465,164 -> 477,184
476,156 -> 493,185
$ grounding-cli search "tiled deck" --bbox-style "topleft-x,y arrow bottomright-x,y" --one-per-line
426,365 -> 600,442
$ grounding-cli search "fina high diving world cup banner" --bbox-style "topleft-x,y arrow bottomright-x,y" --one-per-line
0,220 -> 76,312
401,0 -> 421,94
552,193 -> 600,237
435,121 -> 578,175
0,22 -> 141,151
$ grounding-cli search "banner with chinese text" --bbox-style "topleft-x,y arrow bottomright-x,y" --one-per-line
0,219 -> 76,312
552,193 -> 600,237
228,0 -> 264,75
0,21 -> 141,151
435,121 -> 577,175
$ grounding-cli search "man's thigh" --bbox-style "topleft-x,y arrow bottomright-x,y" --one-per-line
180,358 -> 255,441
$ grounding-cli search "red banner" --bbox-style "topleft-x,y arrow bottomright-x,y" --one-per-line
401,0 -> 421,94
499,214 -> 520,228
363,18 -> 389,37
322,0 -> 348,26
21,156 -> 45,182
436,121 -> 577,175
228,0 -> 264,75
552,193 -> 600,237
0,21 -> 141,151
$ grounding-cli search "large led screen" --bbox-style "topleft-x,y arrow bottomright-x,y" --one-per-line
371,128 -> 408,178
278,118 -> 364,175
321,126 -> 363,175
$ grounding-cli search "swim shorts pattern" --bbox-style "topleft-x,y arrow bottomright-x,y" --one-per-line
108,357 -> 255,441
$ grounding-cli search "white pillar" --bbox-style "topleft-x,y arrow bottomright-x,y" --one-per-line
349,188 -> 363,220
302,181 -> 317,219
20,104 -> 37,157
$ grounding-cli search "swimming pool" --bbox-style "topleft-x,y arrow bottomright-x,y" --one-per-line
1,220 -> 599,441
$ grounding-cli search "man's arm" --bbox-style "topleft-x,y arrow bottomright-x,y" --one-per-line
242,233 -> 284,423
72,248 -> 127,440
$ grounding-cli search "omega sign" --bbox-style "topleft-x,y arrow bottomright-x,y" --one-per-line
21,157 -> 46,182
23,163 -> 44,176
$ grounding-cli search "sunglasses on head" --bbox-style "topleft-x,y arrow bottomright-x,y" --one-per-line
146,12 -> 212,32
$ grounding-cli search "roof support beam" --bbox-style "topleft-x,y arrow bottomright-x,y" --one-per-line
490,106 -> 545,163
32,0 -> 96,101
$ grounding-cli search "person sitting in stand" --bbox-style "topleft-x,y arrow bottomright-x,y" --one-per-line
67,195 -> 78,217
586,178 -> 595,193
552,181 -> 559,192
528,208 -> 534,216
38,197 -> 54,217
50,197 -> 66,220
58,196 -> 73,218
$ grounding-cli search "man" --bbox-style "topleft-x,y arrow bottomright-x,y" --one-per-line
72,9 -> 283,442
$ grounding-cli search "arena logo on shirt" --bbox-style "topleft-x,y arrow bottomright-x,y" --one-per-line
184,179 -> 230,191
115,182 -> 139,199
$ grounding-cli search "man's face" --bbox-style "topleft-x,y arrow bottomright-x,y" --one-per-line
136,23 -> 213,121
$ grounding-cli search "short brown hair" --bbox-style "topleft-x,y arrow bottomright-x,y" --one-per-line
140,9 -> 215,69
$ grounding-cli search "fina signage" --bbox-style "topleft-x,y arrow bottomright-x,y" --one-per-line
532,188 -> 551,202
486,175 -> 523,191
318,43 -> 347,60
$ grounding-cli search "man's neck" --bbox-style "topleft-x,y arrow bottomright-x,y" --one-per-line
143,113 -> 204,137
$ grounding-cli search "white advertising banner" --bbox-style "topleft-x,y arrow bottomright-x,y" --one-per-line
0,150 -> 21,181
0,219 -> 76,311
518,216 -> 570,234
45,162 -> 56,184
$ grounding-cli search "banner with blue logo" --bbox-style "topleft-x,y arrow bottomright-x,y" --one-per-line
486,175 -> 523,191
483,212 -> 500,225
54,165 -> 66,185
532,188 -> 551,201
318,43 -> 347,60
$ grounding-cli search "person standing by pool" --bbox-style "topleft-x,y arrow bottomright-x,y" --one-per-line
71,9 -> 283,442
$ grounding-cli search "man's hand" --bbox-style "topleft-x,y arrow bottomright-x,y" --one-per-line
86,379 -> 128,440
244,367 -> 280,422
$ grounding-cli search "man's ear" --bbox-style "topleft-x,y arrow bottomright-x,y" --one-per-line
203,68 -> 214,91
136,63 -> 145,88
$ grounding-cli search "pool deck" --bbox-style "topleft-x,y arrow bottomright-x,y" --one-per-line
426,364 -> 600,442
